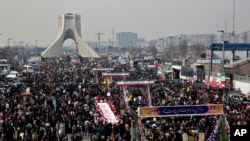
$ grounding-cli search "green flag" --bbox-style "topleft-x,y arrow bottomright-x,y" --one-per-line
22,83 -> 27,89
221,71 -> 226,82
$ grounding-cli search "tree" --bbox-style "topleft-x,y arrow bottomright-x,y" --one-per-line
178,40 -> 188,58
189,43 -> 206,58
148,41 -> 157,58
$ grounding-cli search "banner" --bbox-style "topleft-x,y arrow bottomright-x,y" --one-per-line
97,103 -> 117,123
138,104 -> 224,118
93,68 -> 114,71
117,80 -> 154,86
102,73 -> 129,77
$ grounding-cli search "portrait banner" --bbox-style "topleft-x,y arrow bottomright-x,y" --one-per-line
138,104 -> 224,118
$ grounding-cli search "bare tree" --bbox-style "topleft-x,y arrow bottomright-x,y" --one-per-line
148,41 -> 157,58
178,40 -> 188,58
189,43 -> 206,58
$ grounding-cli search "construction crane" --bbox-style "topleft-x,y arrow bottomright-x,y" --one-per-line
95,32 -> 104,48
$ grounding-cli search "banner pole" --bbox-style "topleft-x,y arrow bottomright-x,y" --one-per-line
123,85 -> 128,110
147,85 -> 152,106
95,71 -> 98,83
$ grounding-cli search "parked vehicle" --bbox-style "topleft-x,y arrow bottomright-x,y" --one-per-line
0,63 -> 11,76
22,65 -> 34,73
0,81 -> 5,88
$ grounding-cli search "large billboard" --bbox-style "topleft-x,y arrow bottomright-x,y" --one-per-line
181,66 -> 193,77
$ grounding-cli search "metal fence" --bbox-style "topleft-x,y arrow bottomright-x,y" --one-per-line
205,71 -> 250,82
205,71 -> 220,77
234,74 -> 250,81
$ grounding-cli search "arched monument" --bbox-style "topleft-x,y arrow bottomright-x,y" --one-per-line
41,13 -> 99,58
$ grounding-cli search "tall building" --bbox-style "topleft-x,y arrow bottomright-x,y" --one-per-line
155,34 -> 215,48
137,38 -> 146,48
116,32 -> 138,48
215,31 -> 250,44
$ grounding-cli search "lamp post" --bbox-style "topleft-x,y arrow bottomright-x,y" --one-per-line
178,37 -> 182,59
35,40 -> 38,56
218,30 -> 226,109
8,38 -> 12,47
7,38 -> 13,62
218,30 -> 225,72
169,36 -> 173,63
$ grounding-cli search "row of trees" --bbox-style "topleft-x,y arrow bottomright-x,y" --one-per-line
92,41 -> 206,60
0,46 -> 32,68
0,41 -> 206,62
148,41 -> 207,60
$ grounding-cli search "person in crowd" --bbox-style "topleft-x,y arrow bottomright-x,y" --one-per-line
0,56 -> 248,141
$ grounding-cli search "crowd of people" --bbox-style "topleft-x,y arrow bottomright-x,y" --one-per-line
0,56 -> 249,141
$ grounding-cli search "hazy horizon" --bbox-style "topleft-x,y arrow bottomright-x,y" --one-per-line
0,0 -> 249,47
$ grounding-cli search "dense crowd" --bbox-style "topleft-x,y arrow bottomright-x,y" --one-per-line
0,57 -> 249,141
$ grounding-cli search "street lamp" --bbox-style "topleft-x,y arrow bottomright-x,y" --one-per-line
7,38 -> 13,47
218,30 -> 226,109
7,38 -> 13,62
35,40 -> 38,56
218,30 -> 225,72
169,36 -> 173,63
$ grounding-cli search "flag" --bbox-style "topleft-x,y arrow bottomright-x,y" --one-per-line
22,87 -> 31,96
108,56 -> 112,62
21,83 -> 27,89
103,77 -> 110,85
22,91 -> 28,96
186,86 -> 190,93
221,71 -> 226,82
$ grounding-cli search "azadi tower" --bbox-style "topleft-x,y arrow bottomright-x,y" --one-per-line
41,13 -> 99,58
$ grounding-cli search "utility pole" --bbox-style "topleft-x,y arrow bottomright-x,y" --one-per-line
218,30 -> 225,72
8,38 -> 12,47
35,40 -> 38,56
218,30 -> 226,111
95,32 -> 104,48
232,0 -> 236,38
7,38 -> 13,62
169,36 -> 173,63
159,38 -> 164,61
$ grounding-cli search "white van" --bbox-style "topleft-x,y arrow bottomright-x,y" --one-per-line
22,65 -> 34,73
6,71 -> 20,79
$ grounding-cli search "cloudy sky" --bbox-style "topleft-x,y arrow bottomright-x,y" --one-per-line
0,0 -> 249,47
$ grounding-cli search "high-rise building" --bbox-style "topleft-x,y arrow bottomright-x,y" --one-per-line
215,31 -> 250,43
116,32 -> 138,48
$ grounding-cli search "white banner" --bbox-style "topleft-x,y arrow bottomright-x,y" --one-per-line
97,103 -> 117,124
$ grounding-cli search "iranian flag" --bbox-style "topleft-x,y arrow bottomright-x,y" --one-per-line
221,72 -> 226,82
220,72 -> 226,88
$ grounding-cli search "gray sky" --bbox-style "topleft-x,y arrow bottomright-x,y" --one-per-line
0,0 -> 249,47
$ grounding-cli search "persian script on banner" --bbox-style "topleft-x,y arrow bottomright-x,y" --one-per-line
138,104 -> 224,118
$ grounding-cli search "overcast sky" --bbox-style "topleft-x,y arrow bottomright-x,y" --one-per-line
0,0 -> 249,47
